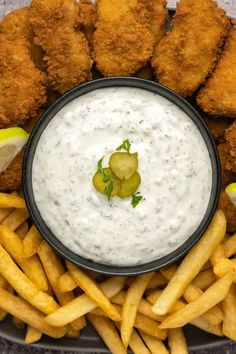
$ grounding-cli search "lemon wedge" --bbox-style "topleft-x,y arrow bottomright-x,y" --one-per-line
225,183 -> 236,207
0,127 -> 29,174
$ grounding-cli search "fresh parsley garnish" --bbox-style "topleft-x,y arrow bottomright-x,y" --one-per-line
131,192 -> 144,208
116,139 -> 131,153
97,157 -> 113,201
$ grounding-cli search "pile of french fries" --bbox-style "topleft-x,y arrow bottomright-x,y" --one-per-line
1,192 -> 236,353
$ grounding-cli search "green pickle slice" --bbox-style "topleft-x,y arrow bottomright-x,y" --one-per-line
109,152 -> 138,180
118,172 -> 141,198
93,168 -> 121,196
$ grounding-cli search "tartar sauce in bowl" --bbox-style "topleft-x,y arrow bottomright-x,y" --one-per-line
29,81 -> 214,268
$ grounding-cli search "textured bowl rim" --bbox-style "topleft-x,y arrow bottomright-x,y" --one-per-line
22,77 -> 221,276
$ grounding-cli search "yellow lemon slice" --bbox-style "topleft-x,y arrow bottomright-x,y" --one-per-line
0,127 -> 29,174
225,183 -> 236,207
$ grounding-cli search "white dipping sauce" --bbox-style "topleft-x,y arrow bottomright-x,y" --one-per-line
32,87 -> 212,266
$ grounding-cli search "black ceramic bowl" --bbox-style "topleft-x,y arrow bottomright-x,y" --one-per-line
23,77 -> 221,276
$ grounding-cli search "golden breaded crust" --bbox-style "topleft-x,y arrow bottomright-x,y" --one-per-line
30,0 -> 92,94
0,34 -> 46,128
94,0 -> 154,76
151,0 -> 168,45
152,0 -> 230,97
218,191 -> 236,233
217,143 -> 236,188
76,0 -> 96,50
197,21 -> 236,117
224,121 -> 236,173
0,153 -> 23,192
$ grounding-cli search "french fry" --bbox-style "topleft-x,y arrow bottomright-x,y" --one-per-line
0,282 -> 12,321
58,272 -> 77,292
146,272 -> 167,289
139,330 -> 169,354
0,226 -> 48,291
66,261 -> 121,321
191,317 -> 223,337
161,264 -> 224,325
223,284 -> 236,340
0,287 -> 66,337
38,241 -> 86,331
0,208 -> 12,223
134,313 -> 167,340
168,328 -> 188,354
66,328 -> 80,338
115,323 -> 150,354
213,258 -> 235,278
210,243 -> 226,266
0,193 -> 26,209
224,234 -> 236,258
200,261 -> 212,272
1,208 -> 29,231
45,276 -> 126,327
16,222 -> 29,239
152,210 -> 226,315
0,243 -> 59,314
121,272 -> 154,348
23,225 -> 42,258
25,325 -> 42,344
160,271 -> 234,329
12,316 -> 25,329
87,314 -> 127,354
193,269 -> 216,290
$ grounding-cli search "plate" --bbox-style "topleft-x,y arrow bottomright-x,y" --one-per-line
0,0 -> 234,351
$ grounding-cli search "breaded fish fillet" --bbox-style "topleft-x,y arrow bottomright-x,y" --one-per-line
0,34 -> 46,128
0,7 -> 44,71
224,121 -> 236,173
152,0 -> 230,97
197,21 -> 236,117
151,0 -> 168,45
30,0 -> 92,94
94,0 -> 154,76
76,0 -> 96,51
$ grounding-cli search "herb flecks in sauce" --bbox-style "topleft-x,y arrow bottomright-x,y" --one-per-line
93,140 -> 143,205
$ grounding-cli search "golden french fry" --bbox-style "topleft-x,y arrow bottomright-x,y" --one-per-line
0,193 -> 26,209
45,276 -> 126,327
223,284 -> 236,340
134,313 -> 167,340
12,316 -> 25,329
168,328 -> 188,354
152,210 -> 226,315
200,261 -> 212,272
58,272 -> 77,292
210,243 -> 226,266
115,323 -> 150,354
224,234 -> 236,258
25,326 -> 42,344
0,243 -> 59,314
213,258 -> 235,278
87,314 -> 127,354
16,222 -> 29,239
67,261 -> 121,322
139,330 -> 169,354
160,271 -> 234,329
191,317 -> 223,337
0,287 -> 66,337
121,272 -> 154,348
1,208 -> 29,231
38,241 -> 86,331
66,329 -> 80,338
0,208 -> 12,223
193,269 -> 216,290
0,226 -> 48,291
146,272 -> 167,289
23,225 -> 42,258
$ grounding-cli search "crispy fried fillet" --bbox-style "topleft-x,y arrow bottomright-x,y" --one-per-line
0,7 -> 44,71
152,0 -> 230,97
150,0 -> 168,45
0,34 -> 46,128
197,21 -> 236,117
0,153 -> 23,192
218,191 -> 236,233
94,0 -> 154,76
30,0 -> 92,94
217,143 -> 236,188
76,0 -> 96,51
224,121 -> 236,173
